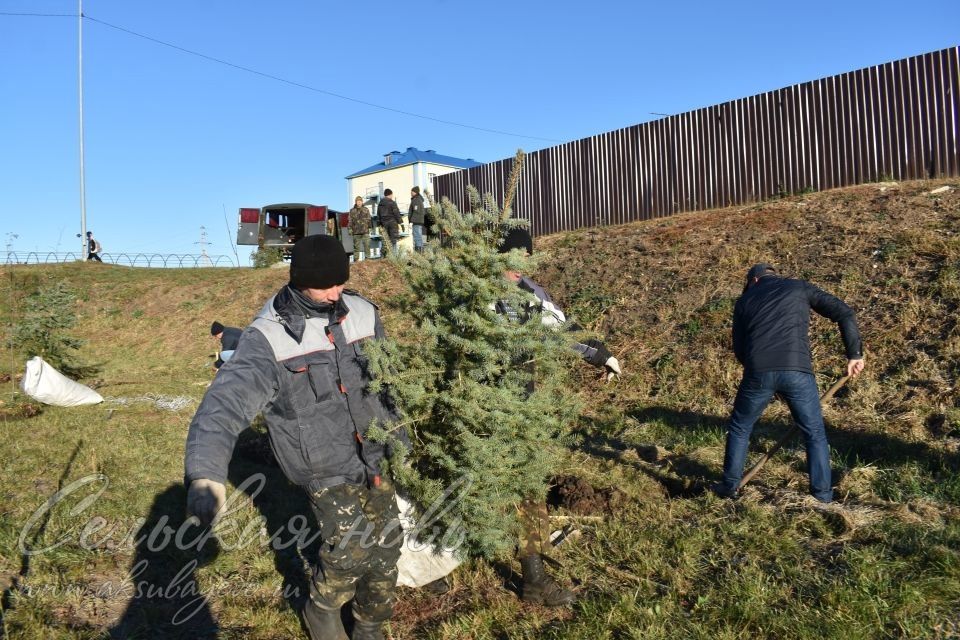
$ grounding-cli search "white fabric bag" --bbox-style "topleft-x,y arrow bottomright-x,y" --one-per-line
20,356 -> 103,407
394,492 -> 462,587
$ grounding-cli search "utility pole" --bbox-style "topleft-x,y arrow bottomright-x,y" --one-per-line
196,226 -> 213,267
78,0 -> 88,260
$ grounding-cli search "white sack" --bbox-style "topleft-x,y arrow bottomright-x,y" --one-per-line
20,356 -> 103,407
394,492 -> 462,588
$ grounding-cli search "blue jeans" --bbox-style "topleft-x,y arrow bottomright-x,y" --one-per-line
720,370 -> 833,502
412,224 -> 424,249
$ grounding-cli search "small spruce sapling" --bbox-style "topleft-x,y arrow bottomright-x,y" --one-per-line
10,281 -> 98,378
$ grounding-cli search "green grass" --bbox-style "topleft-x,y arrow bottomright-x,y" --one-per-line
2,179 -> 960,638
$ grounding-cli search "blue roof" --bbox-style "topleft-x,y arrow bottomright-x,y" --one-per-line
345,147 -> 481,179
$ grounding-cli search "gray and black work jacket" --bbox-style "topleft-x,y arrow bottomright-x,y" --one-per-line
185,286 -> 405,493
497,275 -> 613,369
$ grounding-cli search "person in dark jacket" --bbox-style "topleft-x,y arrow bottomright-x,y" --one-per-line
185,235 -> 407,640
376,189 -> 402,254
210,321 -> 242,369
498,229 -> 622,380
408,186 -> 426,253
349,196 -> 372,261
499,228 -> 621,605
86,231 -> 103,262
713,263 -> 865,503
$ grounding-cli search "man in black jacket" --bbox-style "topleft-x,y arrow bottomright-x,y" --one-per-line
210,321 -> 242,369
376,189 -> 402,254
408,186 -> 426,253
502,228 -> 620,605
714,263 -> 865,503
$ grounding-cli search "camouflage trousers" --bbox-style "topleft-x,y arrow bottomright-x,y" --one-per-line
518,498 -> 550,557
306,477 -> 402,622
352,234 -> 370,258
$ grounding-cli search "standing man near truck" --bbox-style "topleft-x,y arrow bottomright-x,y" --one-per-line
349,196 -> 372,261
376,189 -> 402,255
408,187 -> 426,253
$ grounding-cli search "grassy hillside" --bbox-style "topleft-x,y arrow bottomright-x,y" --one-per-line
1,178 -> 959,639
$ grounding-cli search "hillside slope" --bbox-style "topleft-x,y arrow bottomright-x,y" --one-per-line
1,178 -> 958,639
536,179 -> 960,485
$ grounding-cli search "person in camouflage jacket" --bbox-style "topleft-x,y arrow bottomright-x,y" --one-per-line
349,196 -> 372,261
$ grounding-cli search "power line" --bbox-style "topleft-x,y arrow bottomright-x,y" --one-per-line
0,11 -> 77,17
83,14 -> 560,143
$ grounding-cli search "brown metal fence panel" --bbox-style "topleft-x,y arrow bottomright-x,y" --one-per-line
434,47 -> 960,237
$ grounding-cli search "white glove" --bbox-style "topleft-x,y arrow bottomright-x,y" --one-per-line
604,356 -> 622,382
187,479 -> 226,527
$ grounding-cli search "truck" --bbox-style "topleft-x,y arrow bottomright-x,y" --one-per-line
236,202 -> 369,259
237,200 -> 403,259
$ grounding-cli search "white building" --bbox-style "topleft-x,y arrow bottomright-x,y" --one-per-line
345,148 -> 480,253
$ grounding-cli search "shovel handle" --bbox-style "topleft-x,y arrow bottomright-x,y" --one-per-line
819,375 -> 850,404
735,375 -> 850,491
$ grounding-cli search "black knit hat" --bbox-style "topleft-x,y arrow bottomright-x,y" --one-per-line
499,228 -> 533,256
210,321 -> 224,336
289,235 -> 349,289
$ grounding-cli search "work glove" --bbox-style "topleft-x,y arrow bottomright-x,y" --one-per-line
187,479 -> 226,527
604,356 -> 622,382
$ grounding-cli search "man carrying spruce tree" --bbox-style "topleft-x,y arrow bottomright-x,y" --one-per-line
184,235 -> 406,640
497,227 -> 621,605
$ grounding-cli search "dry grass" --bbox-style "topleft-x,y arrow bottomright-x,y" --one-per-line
1,179 -> 959,638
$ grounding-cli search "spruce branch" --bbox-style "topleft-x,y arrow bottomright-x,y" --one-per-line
500,149 -> 526,222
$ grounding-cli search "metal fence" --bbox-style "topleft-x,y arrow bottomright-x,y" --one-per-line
434,46 -> 960,236
2,252 -> 238,267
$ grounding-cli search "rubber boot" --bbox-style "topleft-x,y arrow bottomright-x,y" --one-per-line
302,601 -> 348,640
422,576 -> 451,595
520,554 -> 575,607
351,615 -> 387,640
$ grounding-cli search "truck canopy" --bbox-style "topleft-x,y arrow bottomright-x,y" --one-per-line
237,203 -> 329,247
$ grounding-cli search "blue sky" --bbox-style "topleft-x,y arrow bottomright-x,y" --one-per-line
1,0 -> 957,263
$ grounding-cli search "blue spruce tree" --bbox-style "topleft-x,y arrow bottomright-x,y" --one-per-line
365,152 -> 580,559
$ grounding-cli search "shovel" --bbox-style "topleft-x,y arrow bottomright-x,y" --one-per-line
736,375 -> 849,491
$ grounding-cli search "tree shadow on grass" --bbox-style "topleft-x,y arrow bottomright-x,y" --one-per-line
577,404 -> 960,501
